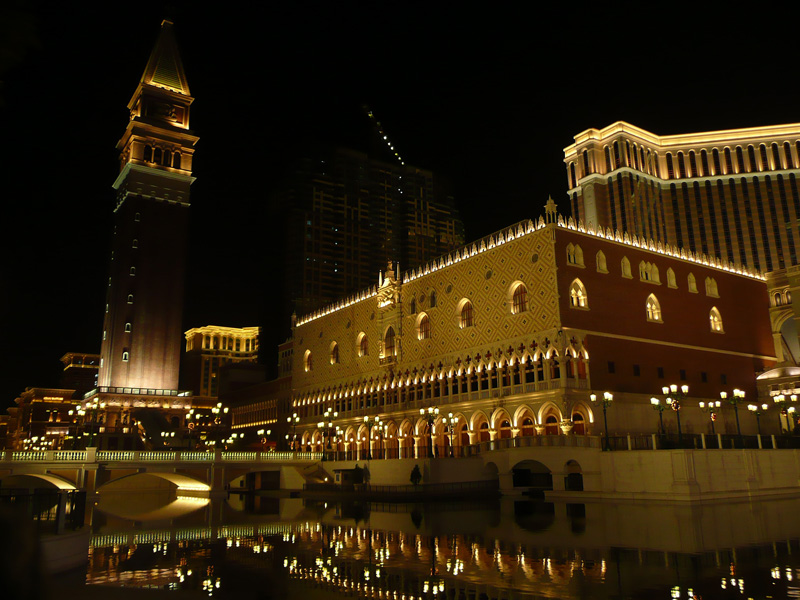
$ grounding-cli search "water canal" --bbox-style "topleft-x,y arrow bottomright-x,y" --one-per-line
50,486 -> 800,599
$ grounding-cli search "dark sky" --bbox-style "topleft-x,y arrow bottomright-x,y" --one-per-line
3,2 -> 799,407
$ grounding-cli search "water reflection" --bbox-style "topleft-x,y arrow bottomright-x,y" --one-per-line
79,491 -> 800,599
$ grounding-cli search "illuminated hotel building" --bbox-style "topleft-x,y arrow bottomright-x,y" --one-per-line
183,326 -> 260,397
564,122 -> 800,273
278,147 -> 465,318
289,205 -> 775,457
564,122 -> 800,371
98,19 -> 197,394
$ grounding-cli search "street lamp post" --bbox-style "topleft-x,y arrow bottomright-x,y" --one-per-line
698,400 -> 721,436
286,412 -> 300,451
420,407 -> 439,458
650,397 -> 667,438
663,385 -> 688,447
441,412 -> 456,457
363,415 -> 381,460
721,389 -> 746,442
748,403 -> 769,436
773,394 -> 797,433
590,392 -> 613,451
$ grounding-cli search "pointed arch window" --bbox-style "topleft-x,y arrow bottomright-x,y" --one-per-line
330,342 -> 339,365
569,279 -> 588,309
384,326 -> 396,357
460,300 -> 474,328
646,294 -> 662,322
512,284 -> 528,314
566,243 -> 584,266
596,250 -> 608,273
687,272 -> 698,293
358,333 -> 368,357
667,267 -> 677,288
417,314 -> 431,340
304,350 -> 313,372
621,256 -> 632,278
705,277 -> 719,297
709,307 -> 724,333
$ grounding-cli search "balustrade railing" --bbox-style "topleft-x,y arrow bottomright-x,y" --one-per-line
3,449 -> 323,463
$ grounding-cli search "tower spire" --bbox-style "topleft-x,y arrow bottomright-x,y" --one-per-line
140,19 -> 191,96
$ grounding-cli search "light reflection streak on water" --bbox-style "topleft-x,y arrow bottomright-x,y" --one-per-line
83,498 -> 800,599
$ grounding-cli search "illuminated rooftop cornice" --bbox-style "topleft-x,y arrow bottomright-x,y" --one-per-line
565,121 -> 800,158
184,325 -> 261,339
295,214 -> 764,326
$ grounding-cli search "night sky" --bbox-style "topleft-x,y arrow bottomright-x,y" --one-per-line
3,2 -> 799,408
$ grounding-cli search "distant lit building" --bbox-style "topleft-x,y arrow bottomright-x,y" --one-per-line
277,147 -> 465,318
183,325 -> 260,397
8,388 -> 78,451
59,352 -> 100,399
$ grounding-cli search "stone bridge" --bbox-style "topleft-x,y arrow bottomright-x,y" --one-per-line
0,449 -> 322,496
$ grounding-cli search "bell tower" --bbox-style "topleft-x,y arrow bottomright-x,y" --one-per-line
98,20 -> 198,392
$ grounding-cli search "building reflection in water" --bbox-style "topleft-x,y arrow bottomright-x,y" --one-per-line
82,493 -> 800,599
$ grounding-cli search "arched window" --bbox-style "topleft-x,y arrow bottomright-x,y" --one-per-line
709,307 -> 724,332
409,298 -> 416,314
122,351 -> 129,362
430,290 -> 437,307
172,152 -> 181,169
646,294 -> 662,322
460,300 -> 474,328
687,272 -> 698,293
417,314 -> 431,340
132,239 -> 138,249
330,342 -> 339,365
569,279 -> 588,308
153,147 -> 162,164
304,350 -> 313,372
143,145 -> 153,162
129,267 -> 136,276
596,251 -> 608,273
774,292 -> 783,306
667,267 -> 677,288
567,243 -> 584,266
358,333 -> 368,357
163,150 -> 172,166
134,212 -> 141,222
650,264 -> 660,284
705,277 -> 719,297
124,322 -> 132,333
639,260 -> 648,280
621,256 -> 632,278
512,284 -> 528,314
127,294 -> 134,304
384,327 -> 396,356
736,146 -> 746,172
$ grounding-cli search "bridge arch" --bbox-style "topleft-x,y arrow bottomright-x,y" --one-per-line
98,471 -> 210,492
564,459 -> 584,491
1,473 -> 77,490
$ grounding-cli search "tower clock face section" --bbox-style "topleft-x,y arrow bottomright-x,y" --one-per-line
98,20 -> 198,393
